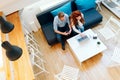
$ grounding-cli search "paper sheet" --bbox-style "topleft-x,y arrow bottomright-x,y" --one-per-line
98,27 -> 115,40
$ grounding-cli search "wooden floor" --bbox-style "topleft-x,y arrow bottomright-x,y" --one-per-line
27,5 -> 120,80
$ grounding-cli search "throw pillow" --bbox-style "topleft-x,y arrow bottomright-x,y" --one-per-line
51,2 -> 72,17
75,0 -> 96,12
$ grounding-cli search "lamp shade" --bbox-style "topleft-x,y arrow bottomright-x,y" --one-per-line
1,41 -> 22,61
0,16 -> 14,33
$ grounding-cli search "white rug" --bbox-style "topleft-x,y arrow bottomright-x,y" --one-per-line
98,27 -> 116,40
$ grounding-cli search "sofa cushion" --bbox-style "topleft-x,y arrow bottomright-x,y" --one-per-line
75,0 -> 96,12
82,8 -> 103,30
51,2 -> 72,17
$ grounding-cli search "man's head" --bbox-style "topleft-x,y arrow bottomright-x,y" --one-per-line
58,12 -> 65,21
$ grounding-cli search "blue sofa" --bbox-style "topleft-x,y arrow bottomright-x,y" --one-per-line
36,0 -> 103,46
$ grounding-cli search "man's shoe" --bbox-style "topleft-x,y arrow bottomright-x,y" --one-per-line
62,46 -> 65,50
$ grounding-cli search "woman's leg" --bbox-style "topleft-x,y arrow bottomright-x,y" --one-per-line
77,25 -> 84,32
80,26 -> 84,32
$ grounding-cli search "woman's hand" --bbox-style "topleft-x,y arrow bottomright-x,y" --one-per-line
79,33 -> 86,37
68,29 -> 72,34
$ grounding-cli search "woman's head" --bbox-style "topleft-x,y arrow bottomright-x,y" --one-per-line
72,10 -> 82,20
70,10 -> 84,25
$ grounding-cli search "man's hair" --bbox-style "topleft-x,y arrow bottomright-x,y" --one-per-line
58,12 -> 64,18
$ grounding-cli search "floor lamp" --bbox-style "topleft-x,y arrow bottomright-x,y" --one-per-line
0,16 -> 23,80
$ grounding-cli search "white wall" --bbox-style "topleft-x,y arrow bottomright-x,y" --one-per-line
39,0 -> 69,11
0,0 -> 41,15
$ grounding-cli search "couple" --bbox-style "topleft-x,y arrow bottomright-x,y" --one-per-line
53,10 -> 85,50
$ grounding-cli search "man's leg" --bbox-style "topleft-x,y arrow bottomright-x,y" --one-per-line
57,23 -> 69,50
56,34 -> 65,50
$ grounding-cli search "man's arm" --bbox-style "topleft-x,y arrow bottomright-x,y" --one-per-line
55,30 -> 68,35
66,14 -> 72,34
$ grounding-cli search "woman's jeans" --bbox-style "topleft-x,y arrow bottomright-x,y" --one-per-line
72,25 -> 85,37
76,25 -> 84,32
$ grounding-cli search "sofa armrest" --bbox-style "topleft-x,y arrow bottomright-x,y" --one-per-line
41,22 -> 58,45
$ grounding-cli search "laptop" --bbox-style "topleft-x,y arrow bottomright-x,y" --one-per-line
76,35 -> 89,42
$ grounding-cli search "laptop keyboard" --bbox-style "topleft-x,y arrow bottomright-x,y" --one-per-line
77,35 -> 88,42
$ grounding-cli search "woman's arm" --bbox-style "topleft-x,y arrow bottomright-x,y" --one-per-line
78,20 -> 83,26
72,25 -> 85,37
81,13 -> 84,18
78,13 -> 84,26
72,25 -> 81,34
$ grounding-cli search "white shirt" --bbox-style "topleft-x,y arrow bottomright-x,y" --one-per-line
53,13 -> 69,31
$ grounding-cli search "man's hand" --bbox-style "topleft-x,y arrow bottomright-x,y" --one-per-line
63,32 -> 69,36
55,30 -> 69,36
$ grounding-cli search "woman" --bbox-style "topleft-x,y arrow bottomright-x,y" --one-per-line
69,10 -> 85,36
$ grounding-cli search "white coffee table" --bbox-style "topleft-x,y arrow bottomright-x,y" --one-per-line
67,29 -> 107,64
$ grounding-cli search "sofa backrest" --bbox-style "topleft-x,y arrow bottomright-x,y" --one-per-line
71,0 -> 77,11
36,0 -> 70,27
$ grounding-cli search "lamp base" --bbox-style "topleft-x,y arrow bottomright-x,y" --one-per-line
6,46 -> 23,61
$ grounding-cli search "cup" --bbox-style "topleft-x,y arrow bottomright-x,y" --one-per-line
97,41 -> 101,45
93,34 -> 97,39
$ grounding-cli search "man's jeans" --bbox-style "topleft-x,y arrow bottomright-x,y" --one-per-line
56,23 -> 69,48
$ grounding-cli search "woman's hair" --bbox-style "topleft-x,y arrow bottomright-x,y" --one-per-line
70,10 -> 84,25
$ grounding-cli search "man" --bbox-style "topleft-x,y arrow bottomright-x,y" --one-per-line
53,12 -> 72,50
